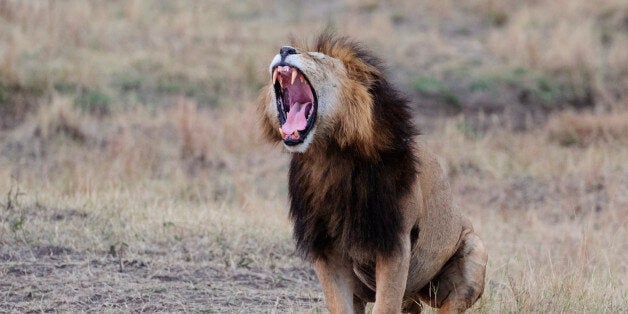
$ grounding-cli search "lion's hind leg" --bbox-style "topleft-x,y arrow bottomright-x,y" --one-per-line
417,229 -> 487,313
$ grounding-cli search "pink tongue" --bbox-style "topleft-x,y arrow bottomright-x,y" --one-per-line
281,102 -> 311,135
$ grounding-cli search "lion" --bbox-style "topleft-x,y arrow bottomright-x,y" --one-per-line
258,33 -> 487,313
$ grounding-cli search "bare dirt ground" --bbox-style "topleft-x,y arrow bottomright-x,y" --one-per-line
0,245 -> 323,313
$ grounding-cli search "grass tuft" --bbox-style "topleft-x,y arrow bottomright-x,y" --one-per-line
547,109 -> 628,146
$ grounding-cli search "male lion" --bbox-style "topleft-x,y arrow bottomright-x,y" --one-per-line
258,33 -> 487,313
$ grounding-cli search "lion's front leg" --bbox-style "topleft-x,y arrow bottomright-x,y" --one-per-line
314,254 -> 359,313
372,234 -> 411,314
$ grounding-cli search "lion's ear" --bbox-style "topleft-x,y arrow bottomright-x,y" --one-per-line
257,86 -> 281,143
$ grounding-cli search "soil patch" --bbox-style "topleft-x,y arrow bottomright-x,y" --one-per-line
0,245 -> 324,312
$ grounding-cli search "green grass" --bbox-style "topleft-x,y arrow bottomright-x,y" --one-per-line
75,89 -> 112,115
413,77 -> 461,109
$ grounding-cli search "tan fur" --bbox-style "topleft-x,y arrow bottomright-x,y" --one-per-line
259,36 -> 487,313
317,40 -> 388,158
257,86 -> 280,143
323,41 -> 394,159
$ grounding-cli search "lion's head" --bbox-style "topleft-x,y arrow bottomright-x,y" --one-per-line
258,33 -> 404,157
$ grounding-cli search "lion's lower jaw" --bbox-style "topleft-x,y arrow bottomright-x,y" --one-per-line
283,127 -> 317,153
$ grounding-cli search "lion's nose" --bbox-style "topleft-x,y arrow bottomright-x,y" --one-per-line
280,46 -> 297,58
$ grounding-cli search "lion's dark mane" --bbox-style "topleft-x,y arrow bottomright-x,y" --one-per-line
288,35 -> 419,261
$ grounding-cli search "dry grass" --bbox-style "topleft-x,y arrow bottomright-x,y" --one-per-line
430,117 -> 628,312
547,107 -> 628,146
0,0 -> 627,312
485,0 -> 628,109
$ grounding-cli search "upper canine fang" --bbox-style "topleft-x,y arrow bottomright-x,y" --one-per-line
291,68 -> 297,85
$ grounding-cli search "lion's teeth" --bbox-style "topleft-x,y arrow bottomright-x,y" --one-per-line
272,68 -> 278,84
291,68 -> 297,85
279,77 -> 283,88
300,76 -> 305,83
293,130 -> 299,139
279,128 -> 286,138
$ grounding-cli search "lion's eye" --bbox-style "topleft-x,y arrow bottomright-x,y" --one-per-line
308,52 -> 326,59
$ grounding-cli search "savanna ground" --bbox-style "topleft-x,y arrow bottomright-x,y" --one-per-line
0,0 -> 627,312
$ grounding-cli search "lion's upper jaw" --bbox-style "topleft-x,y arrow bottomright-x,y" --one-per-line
268,51 -> 345,153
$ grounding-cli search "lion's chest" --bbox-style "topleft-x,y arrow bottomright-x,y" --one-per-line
288,155 -> 412,261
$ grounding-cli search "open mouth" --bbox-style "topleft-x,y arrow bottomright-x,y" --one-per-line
272,65 -> 317,146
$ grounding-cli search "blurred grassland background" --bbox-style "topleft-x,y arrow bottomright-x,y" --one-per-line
0,0 -> 627,312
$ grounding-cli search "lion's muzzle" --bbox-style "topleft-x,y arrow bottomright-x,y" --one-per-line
271,63 -> 317,146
